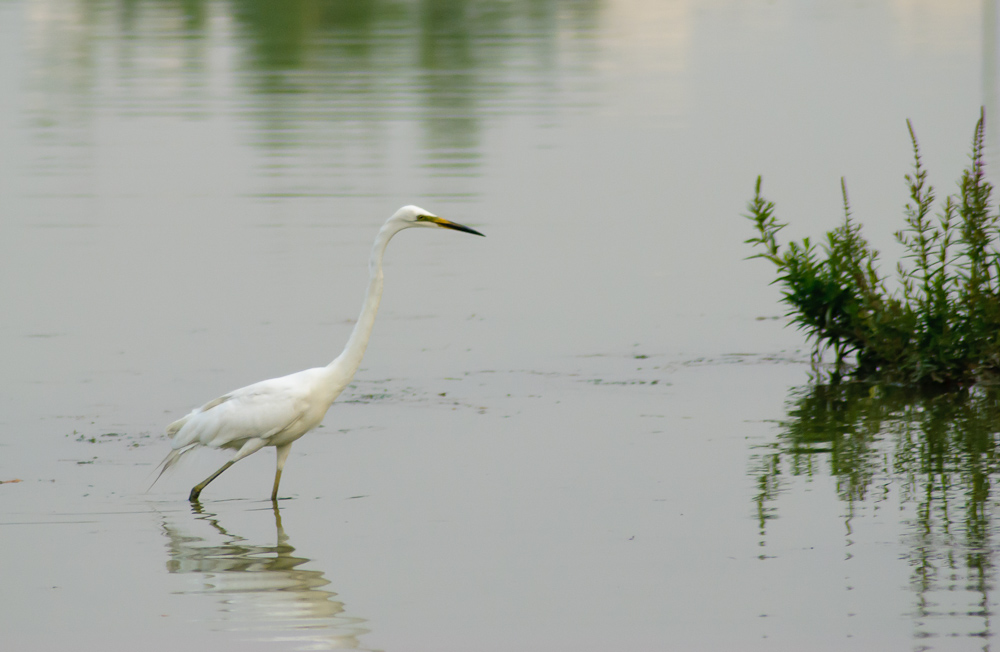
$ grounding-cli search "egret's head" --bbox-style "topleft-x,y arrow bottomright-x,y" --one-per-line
389,205 -> 484,237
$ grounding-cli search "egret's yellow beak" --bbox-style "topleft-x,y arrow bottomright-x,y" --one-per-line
418,214 -> 485,237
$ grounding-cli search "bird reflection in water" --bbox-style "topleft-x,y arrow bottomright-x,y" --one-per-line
161,503 -> 374,650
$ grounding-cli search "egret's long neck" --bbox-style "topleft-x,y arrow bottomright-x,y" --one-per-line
326,224 -> 397,383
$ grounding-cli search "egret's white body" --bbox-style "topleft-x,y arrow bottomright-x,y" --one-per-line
153,205 -> 483,501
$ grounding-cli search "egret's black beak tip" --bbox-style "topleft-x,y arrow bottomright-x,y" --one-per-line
441,221 -> 485,237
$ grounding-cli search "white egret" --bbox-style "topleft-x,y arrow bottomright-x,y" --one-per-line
152,206 -> 484,502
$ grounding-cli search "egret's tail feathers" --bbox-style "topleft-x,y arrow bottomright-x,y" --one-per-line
146,445 -> 195,492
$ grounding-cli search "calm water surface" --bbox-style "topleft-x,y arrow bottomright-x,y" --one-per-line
1,1 -> 999,650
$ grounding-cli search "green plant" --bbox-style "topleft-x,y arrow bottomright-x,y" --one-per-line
746,110 -> 998,385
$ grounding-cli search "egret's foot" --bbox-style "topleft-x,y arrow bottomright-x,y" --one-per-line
189,487 -> 203,502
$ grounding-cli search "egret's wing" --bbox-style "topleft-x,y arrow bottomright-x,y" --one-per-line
168,376 -> 311,451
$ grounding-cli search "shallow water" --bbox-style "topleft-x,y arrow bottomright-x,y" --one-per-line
2,1 -> 999,650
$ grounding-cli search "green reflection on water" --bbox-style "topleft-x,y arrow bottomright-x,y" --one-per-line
226,0 -> 601,170
19,0 -> 601,197
754,383 -> 1000,641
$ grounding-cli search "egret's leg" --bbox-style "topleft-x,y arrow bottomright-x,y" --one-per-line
271,443 -> 293,501
188,437 -> 268,503
189,460 -> 235,502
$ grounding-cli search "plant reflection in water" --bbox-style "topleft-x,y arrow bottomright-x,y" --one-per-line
753,383 -> 1000,644
161,504 -> 373,650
